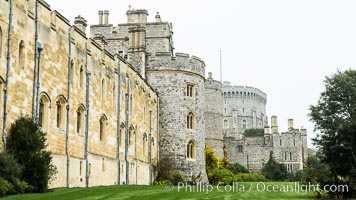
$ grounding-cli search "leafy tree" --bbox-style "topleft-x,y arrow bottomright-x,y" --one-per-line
7,115 -> 57,192
228,163 -> 249,174
309,69 -> 356,197
261,153 -> 289,181
302,155 -> 331,185
0,152 -> 23,187
205,144 -> 221,170
244,128 -> 264,137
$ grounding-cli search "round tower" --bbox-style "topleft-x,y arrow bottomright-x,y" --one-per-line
146,52 -> 207,181
204,72 -> 224,159
222,82 -> 268,137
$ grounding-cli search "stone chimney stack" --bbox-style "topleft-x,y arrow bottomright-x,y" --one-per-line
104,10 -> 109,25
155,11 -> 161,22
208,72 -> 212,79
74,15 -> 87,34
98,10 -> 103,25
264,126 -> 271,134
288,119 -> 294,130
271,116 -> 278,134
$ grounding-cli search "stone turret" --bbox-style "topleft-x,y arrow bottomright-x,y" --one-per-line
74,15 -> 87,34
271,116 -> 278,134
127,9 -> 148,23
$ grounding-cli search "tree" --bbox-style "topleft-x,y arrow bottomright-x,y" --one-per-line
0,152 -> 23,187
228,163 -> 249,174
7,115 -> 57,192
261,153 -> 289,181
309,69 -> 356,198
205,144 -> 221,170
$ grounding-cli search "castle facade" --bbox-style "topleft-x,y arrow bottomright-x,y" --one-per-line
0,0 -> 307,187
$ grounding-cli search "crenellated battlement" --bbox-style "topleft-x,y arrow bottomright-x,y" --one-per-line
223,84 -> 267,102
146,52 -> 205,77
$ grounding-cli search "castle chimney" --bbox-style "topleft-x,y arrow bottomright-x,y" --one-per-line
288,119 -> 294,130
208,72 -> 212,79
104,10 -> 109,25
74,15 -> 87,34
98,10 -> 103,25
155,11 -> 161,22
271,116 -> 278,134
264,126 -> 271,135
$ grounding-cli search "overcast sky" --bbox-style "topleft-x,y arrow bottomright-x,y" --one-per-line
46,0 -> 356,148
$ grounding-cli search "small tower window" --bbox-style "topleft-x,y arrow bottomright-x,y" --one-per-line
99,115 -> 107,142
237,145 -> 243,153
186,84 -> 194,97
186,140 -> 195,159
187,112 -> 194,130
18,40 -> 25,69
79,65 -> 84,88
223,119 -> 228,130
242,119 -> 247,129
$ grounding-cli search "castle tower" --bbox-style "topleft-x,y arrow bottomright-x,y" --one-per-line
204,72 -> 224,159
222,82 -> 268,136
90,9 -> 207,181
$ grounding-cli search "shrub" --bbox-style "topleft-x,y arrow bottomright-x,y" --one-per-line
228,163 -> 249,174
170,173 -> 184,185
153,180 -> 168,186
261,153 -> 289,181
207,168 -> 234,185
7,115 -> 57,193
15,181 -> 29,194
244,128 -> 264,137
0,152 -> 23,186
234,173 -> 266,182
0,178 -> 14,196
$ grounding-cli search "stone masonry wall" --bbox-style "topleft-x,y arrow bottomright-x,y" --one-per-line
0,0 -> 158,188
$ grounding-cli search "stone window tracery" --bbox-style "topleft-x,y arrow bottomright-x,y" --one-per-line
186,140 -> 195,159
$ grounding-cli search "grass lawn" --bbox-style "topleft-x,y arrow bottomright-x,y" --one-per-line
3,182 -> 315,200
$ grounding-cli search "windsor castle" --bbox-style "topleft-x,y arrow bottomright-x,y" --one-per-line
0,0 -> 307,187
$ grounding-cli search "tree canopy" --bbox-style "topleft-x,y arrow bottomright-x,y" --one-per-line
309,69 -> 356,197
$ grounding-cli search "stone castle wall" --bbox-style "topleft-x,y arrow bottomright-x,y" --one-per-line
0,0 -> 158,188
226,121 -> 308,173
204,73 -> 224,159
91,9 -> 208,181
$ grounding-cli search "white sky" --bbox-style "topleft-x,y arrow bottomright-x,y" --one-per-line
46,0 -> 356,148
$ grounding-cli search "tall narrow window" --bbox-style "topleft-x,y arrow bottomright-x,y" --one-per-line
99,116 -> 107,141
79,161 -> 82,176
79,65 -> 84,88
290,152 -> 292,160
186,84 -> 194,97
39,93 -> 50,130
76,105 -> 85,135
242,119 -> 247,129
187,112 -> 194,130
186,140 -> 195,159
285,152 -> 287,160
101,79 -> 106,101
112,85 -> 116,108
0,27 -> 3,57
102,158 -> 105,172
70,60 -> 74,84
0,78 -> 4,115
55,96 -> 66,129
143,134 -> 147,155
223,119 -> 228,130
39,99 -> 44,127
18,40 -> 25,69
237,145 -> 243,153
